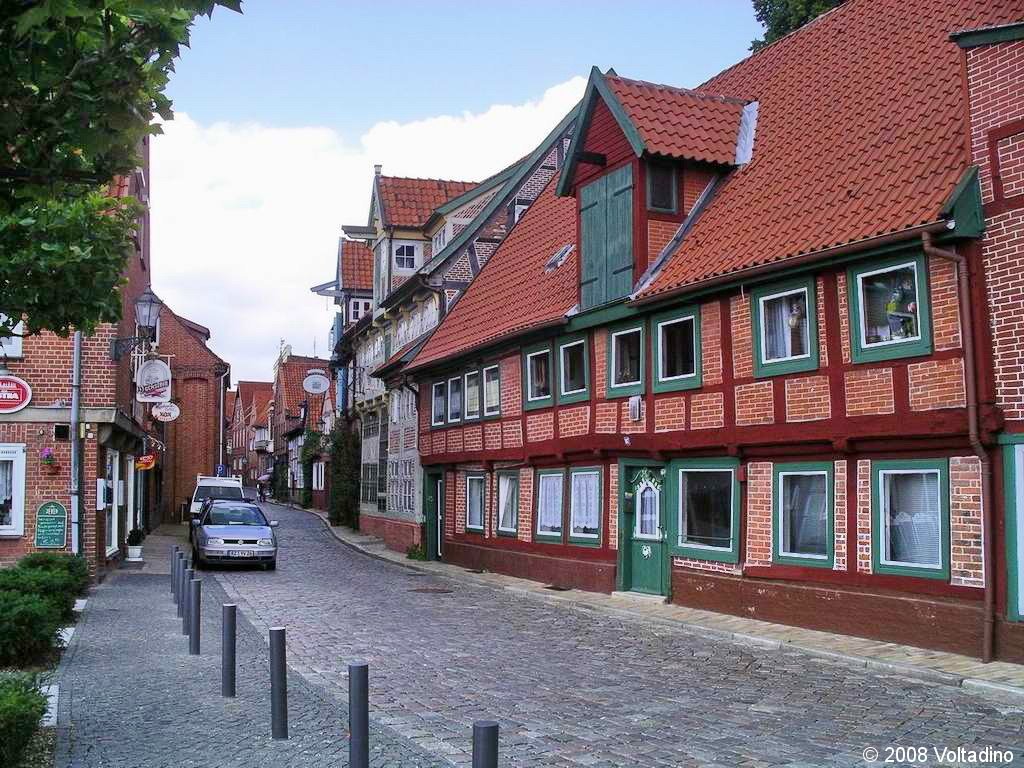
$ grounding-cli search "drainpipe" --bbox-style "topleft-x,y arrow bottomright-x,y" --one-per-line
70,331 -> 82,556
218,368 -> 230,470
922,231 -> 994,662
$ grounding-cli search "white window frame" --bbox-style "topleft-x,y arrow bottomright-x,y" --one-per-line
466,475 -> 485,531
394,243 -> 418,271
610,327 -> 643,388
431,382 -> 446,426
855,260 -> 923,350
313,461 -> 326,491
878,468 -> 943,571
497,473 -> 519,534
526,350 -> 552,402
758,286 -> 811,365
464,371 -> 481,420
568,469 -> 601,541
483,365 -> 501,416
106,450 -> 121,556
0,443 -> 27,537
0,316 -> 24,359
776,470 -> 829,561
536,471 -> 564,539
657,315 -> 697,383
559,340 -> 587,397
678,467 -> 735,553
634,481 -> 661,540
447,376 -> 463,423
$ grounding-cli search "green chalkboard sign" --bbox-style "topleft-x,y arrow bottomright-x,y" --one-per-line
34,501 -> 68,549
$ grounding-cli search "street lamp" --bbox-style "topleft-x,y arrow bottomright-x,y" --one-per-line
110,287 -> 164,360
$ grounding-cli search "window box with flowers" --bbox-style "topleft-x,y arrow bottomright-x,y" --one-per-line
39,448 -> 59,476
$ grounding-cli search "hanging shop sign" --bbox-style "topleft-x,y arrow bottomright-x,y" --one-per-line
0,374 -> 32,414
34,501 -> 68,549
302,369 -> 331,395
135,454 -> 156,471
136,359 -> 172,403
151,402 -> 180,422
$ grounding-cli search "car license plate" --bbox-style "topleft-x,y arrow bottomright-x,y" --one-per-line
228,550 -> 252,558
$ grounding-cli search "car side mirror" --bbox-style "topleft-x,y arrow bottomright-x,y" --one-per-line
269,520 -> 279,528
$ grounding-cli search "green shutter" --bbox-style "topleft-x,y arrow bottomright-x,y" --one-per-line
605,164 -> 634,302
579,176 -> 608,310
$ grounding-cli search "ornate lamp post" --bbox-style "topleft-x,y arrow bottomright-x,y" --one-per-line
110,288 -> 163,360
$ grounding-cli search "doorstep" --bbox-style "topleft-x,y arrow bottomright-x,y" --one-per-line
292,504 -> 1024,700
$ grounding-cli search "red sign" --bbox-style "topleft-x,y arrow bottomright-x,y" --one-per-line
135,454 -> 156,471
0,375 -> 31,414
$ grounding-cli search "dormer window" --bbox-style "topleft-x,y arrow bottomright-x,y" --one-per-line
394,244 -> 417,270
647,162 -> 677,213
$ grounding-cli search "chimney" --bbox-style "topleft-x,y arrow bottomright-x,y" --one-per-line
374,164 -> 382,177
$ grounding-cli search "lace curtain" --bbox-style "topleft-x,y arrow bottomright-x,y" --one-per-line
538,474 -> 562,533
638,486 -> 658,537
571,472 -> 599,535
0,459 -> 12,527
498,475 -> 517,531
885,472 -> 940,566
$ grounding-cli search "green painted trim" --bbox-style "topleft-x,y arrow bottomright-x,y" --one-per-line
616,458 -> 668,595
645,161 -> 678,214
1005,446 -> 1022,621
482,364 -> 502,419
522,342 -> 554,411
423,469 -> 445,561
750,276 -> 819,378
605,320 -> 645,399
567,466 -> 603,546
998,433 -> 1024,445
847,250 -> 933,364
556,333 -> 590,405
535,468 -> 566,542
670,457 -> 741,564
433,162 -> 521,218
952,21 -> 1024,48
772,461 -> 834,569
870,459 -> 950,580
565,300 -> 639,333
941,166 -> 984,239
651,305 -> 702,393
495,470 -> 520,537
464,472 -> 487,533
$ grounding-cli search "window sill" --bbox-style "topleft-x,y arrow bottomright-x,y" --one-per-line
0,530 -> 25,538
873,561 -> 949,580
752,356 -> 819,379
523,398 -> 554,412
851,340 -> 933,365
535,533 -> 563,543
652,375 -> 702,394
605,384 -> 643,400
568,536 -> 601,547
774,554 -> 833,569
496,528 -> 518,538
465,526 -> 485,535
105,547 -> 120,559
672,545 -> 738,564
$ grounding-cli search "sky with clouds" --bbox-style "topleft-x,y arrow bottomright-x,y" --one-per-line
150,2 -> 761,383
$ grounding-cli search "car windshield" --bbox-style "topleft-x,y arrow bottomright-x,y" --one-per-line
194,485 -> 243,502
205,505 -> 267,526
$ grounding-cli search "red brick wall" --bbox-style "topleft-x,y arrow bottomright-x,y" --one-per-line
558,406 -> 590,437
745,462 -> 773,567
648,219 -> 677,260
734,381 -> 773,426
907,358 -> 966,411
654,396 -> 686,433
784,375 -> 831,422
845,368 -> 895,417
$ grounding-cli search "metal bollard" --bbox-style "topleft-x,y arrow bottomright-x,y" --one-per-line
349,661 -> 369,768
173,552 -> 184,605
182,567 -> 194,635
222,604 -> 237,697
270,627 -> 288,739
170,546 -> 179,594
472,721 -> 499,768
188,578 -> 202,655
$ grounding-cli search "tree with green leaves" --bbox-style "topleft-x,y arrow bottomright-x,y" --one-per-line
750,0 -> 844,51
327,417 -> 361,529
0,0 -> 240,338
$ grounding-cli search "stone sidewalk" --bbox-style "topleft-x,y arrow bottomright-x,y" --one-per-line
294,504 -> 1024,700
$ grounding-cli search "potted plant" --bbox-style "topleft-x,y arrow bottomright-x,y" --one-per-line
39,448 -> 59,475
126,529 -> 144,562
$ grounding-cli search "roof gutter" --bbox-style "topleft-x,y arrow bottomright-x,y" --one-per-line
922,231 -> 994,664
629,219 -> 953,308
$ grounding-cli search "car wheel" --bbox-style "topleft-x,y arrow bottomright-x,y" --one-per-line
265,560 -> 276,571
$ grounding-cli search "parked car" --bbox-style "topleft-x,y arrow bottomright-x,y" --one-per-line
191,501 -> 278,570
189,474 -> 244,516
241,487 -> 259,503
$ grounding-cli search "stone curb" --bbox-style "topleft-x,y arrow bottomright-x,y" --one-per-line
287,503 -> 1024,702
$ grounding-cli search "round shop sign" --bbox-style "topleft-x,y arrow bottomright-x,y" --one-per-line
0,374 -> 32,414
136,358 -> 172,403
135,454 -> 156,471
302,369 -> 330,395
151,402 -> 180,422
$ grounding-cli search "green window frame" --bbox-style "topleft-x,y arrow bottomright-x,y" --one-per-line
535,469 -> 565,541
646,161 -> 677,214
671,457 -> 740,563
465,473 -> 486,533
871,459 -> 949,580
773,462 -> 834,568
464,370 -> 481,421
606,321 -> 645,398
522,342 -> 554,410
568,466 -> 602,546
750,276 -> 819,378
495,471 -> 519,537
430,381 -> 446,427
482,364 -> 501,418
557,334 -> 590,405
847,252 -> 933,363
652,306 -> 702,393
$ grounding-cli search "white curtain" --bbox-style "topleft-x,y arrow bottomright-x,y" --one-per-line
885,472 -> 940,566
0,459 -> 12,526
468,478 -> 483,528
764,294 -> 806,360
499,475 -> 517,530
571,472 -> 599,535
782,475 -> 827,556
638,486 -> 658,537
538,475 -> 562,533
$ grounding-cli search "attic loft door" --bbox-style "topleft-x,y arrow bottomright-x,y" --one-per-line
579,164 -> 633,311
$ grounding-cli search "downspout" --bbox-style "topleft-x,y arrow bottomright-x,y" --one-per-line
218,368 -> 230,470
70,331 -> 82,555
922,231 -> 994,662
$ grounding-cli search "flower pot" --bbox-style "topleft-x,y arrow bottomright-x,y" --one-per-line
126,545 -> 144,562
42,463 -> 60,476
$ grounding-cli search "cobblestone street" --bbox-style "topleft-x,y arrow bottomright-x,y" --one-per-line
203,503 -> 1024,767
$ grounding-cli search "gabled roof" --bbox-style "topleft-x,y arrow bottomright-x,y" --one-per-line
376,175 -> 478,229
635,0 -> 1018,301
408,173 -> 576,372
237,380 -> 273,417
275,355 -> 329,422
225,390 -> 237,423
339,238 -> 373,292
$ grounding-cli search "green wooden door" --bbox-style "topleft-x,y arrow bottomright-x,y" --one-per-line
579,175 -> 608,310
424,472 -> 444,561
605,164 -> 634,302
578,164 -> 634,311
624,465 -> 666,596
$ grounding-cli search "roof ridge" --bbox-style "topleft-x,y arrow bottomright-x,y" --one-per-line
378,174 -> 479,185
609,74 -> 749,106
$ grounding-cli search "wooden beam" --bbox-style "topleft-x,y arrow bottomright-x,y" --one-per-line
576,151 -> 607,167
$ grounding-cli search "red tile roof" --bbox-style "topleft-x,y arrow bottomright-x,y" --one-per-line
408,175 -> 576,370
275,355 -> 330,426
237,381 -> 273,418
377,176 -> 478,228
225,390 -> 237,423
639,0 -> 1021,300
339,239 -> 373,292
606,76 -> 747,165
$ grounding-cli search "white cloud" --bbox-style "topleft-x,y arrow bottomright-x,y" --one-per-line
150,76 -> 586,383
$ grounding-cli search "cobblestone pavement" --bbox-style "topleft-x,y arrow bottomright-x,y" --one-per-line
208,503 -> 1024,767
55,569 -> 447,767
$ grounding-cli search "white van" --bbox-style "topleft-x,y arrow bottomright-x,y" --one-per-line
190,475 -> 244,515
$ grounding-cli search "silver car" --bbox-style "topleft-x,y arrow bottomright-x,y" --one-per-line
191,501 -> 279,570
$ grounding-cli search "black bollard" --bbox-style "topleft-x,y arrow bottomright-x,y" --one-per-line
173,552 -> 183,605
176,558 -> 188,617
472,721 -> 499,768
349,661 -> 369,768
182,567 -> 194,635
188,579 -> 202,655
170,546 -> 179,594
222,604 -> 236,697
270,627 -> 288,739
